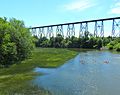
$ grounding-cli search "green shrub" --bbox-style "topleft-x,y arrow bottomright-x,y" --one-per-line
0,17 -> 34,66
107,43 -> 113,50
114,43 -> 120,51
107,38 -> 120,51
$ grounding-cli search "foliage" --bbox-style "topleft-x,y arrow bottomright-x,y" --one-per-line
35,32 -> 111,49
33,30 -> 120,51
114,43 -> 120,51
0,17 -> 34,66
107,37 -> 120,51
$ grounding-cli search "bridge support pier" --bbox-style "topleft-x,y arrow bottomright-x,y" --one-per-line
38,28 -> 45,38
94,21 -> 104,37
47,27 -> 54,38
32,28 -> 37,36
79,22 -> 88,37
67,24 -> 75,38
112,19 -> 120,37
56,25 -> 64,37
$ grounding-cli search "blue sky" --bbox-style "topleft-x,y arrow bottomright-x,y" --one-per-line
0,0 -> 120,27
0,0 -> 120,37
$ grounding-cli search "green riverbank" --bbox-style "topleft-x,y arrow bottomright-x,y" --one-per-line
0,48 -> 78,95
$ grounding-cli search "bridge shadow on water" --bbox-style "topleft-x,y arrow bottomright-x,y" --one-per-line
32,50 -> 120,95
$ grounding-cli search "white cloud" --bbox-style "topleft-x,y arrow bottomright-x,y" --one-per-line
115,2 -> 120,6
110,7 -> 120,14
63,0 -> 96,11
109,2 -> 120,14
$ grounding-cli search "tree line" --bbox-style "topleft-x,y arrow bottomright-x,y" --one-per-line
34,33 -> 120,51
34,33 -> 108,48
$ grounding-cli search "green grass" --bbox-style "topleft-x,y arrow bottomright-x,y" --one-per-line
0,48 -> 78,95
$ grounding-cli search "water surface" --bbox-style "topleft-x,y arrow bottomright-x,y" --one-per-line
33,50 -> 120,95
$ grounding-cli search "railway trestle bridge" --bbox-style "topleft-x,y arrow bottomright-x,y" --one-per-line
29,17 -> 120,38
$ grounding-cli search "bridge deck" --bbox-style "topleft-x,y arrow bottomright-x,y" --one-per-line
30,17 -> 120,29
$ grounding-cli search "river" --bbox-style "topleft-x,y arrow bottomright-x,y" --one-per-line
33,50 -> 120,95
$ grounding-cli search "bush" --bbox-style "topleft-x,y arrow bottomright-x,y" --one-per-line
96,38 -> 102,49
0,17 -> 34,66
107,38 -> 120,51
114,43 -> 120,51
107,43 -> 113,50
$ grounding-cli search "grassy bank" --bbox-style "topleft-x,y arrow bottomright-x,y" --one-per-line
0,48 -> 78,95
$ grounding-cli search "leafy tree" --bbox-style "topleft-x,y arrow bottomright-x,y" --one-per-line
96,38 -> 102,49
114,43 -> 120,51
54,34 -> 64,48
107,37 -> 120,51
40,39 -> 50,47
0,17 -> 34,66
49,37 -> 55,47
61,39 -> 67,48
33,36 -> 39,47
102,37 -> 110,46
69,36 -> 79,48
107,43 -> 114,50
88,37 -> 97,49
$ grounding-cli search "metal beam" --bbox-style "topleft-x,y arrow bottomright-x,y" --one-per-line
30,17 -> 120,29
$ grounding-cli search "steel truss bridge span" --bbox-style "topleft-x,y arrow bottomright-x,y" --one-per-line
29,17 -> 120,38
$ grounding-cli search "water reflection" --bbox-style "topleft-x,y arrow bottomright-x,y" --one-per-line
33,51 -> 120,95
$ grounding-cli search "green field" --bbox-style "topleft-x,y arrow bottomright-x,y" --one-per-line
0,48 -> 78,95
